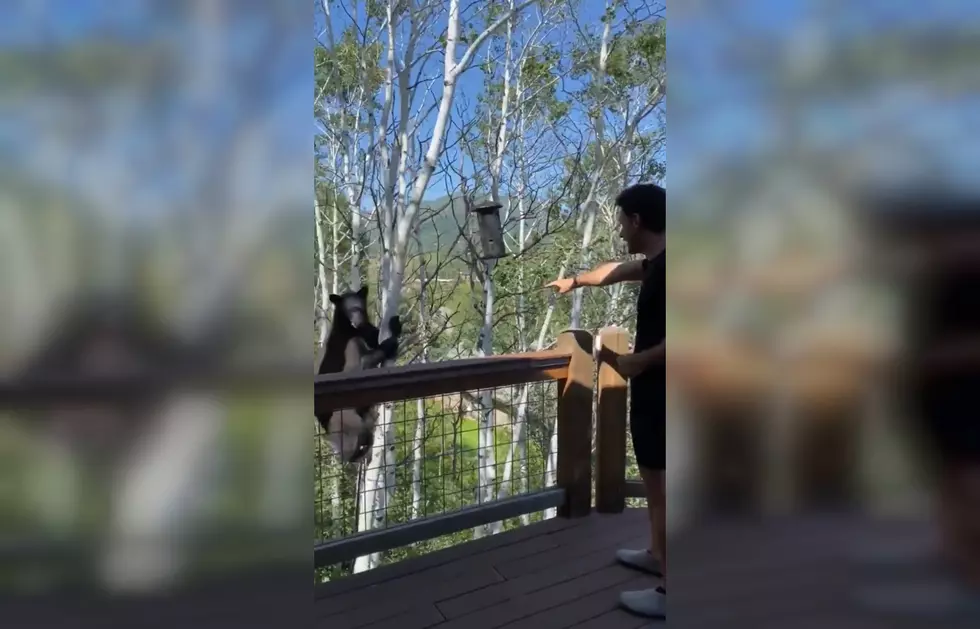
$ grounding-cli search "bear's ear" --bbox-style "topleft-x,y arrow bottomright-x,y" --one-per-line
357,285 -> 368,299
329,294 -> 341,304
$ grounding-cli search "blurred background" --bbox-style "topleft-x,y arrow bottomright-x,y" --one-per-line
667,0 -> 978,523
666,1 -> 980,625
0,1 -> 312,624
1,0 -> 979,625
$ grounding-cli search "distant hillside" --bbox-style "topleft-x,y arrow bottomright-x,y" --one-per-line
418,195 -> 518,250
362,195 -> 513,253
416,195 -> 469,251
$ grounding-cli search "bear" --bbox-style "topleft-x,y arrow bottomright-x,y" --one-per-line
316,285 -> 402,463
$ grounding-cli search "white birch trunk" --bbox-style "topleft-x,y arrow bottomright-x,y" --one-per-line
346,2 -> 402,568
385,13 -> 428,518
537,259 -> 574,520
314,197 -> 331,346
411,227 -> 429,520
489,1 -> 514,203
260,397 -> 307,529
604,275 -> 625,325
474,3 -> 517,538
353,1 -> 413,571
331,192 -> 340,296
315,194 -> 344,521
341,105 -> 364,290
543,417 -> 560,519
570,3 -> 615,328
569,169 -> 605,328
473,260 -> 498,540
101,395 -> 223,593
412,397 -> 427,520
516,163 -> 532,527
378,0 -> 540,331
489,79 -> 526,533
354,0 -> 540,569
373,6 -> 421,558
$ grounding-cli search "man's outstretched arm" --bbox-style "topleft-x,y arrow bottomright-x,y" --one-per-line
546,259 -> 646,294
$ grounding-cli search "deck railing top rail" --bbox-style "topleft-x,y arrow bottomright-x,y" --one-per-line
314,350 -> 572,414
314,330 -> 602,569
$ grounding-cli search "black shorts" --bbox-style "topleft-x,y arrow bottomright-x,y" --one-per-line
630,399 -> 666,471
912,372 -> 980,468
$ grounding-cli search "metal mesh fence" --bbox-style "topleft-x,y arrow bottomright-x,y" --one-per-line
315,380 -> 560,579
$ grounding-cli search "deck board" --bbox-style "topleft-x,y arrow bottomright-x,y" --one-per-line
318,508 -> 970,629
438,533 -> 648,619
315,515 -> 577,600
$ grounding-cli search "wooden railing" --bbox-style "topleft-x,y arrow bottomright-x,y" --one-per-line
314,328 -> 638,569
0,362 -> 311,408
594,327 -> 637,507
314,351 -> 572,416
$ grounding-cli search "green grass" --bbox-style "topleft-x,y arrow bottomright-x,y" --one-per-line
457,418 -> 514,461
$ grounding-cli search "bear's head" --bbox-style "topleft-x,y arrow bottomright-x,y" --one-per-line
329,286 -> 369,330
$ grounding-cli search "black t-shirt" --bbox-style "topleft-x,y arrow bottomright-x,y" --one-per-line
631,251 -> 666,410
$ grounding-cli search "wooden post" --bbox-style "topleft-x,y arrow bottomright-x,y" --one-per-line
595,326 -> 629,513
556,329 -> 595,518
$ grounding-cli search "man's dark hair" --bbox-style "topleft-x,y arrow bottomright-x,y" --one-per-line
616,183 -> 665,234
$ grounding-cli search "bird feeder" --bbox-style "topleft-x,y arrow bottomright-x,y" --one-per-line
470,201 -> 506,260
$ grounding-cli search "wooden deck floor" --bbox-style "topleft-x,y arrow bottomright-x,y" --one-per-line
316,509 -> 653,629
316,508 -> 971,629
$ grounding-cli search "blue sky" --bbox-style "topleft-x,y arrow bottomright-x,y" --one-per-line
317,0 -> 658,201
5,0 -> 979,214
317,0 -> 980,204
669,0 -> 980,192
0,2 -> 313,221
0,0 -> 159,44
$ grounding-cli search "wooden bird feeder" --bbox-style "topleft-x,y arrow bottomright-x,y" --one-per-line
470,201 -> 506,260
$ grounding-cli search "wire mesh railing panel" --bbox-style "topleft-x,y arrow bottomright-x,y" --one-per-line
314,379 -> 559,579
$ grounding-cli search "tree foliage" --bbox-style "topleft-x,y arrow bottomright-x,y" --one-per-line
314,0 -> 667,579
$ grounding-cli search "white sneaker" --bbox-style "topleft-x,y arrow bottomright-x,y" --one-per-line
620,587 -> 666,619
615,548 -> 662,576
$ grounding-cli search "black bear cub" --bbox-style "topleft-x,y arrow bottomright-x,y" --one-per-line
317,286 -> 401,375
316,285 -> 402,463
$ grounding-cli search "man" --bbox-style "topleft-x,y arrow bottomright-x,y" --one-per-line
856,198 -> 980,618
547,182 -> 666,619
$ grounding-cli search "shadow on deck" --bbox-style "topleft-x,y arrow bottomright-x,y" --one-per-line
314,329 -> 974,628
315,509 -> 653,629
317,508 -> 972,629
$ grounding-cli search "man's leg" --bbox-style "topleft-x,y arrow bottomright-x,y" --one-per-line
642,466 -> 667,585
857,464 -> 980,619
618,413 -> 667,620
617,466 -> 666,574
616,417 -> 664,577
856,425 -> 980,618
